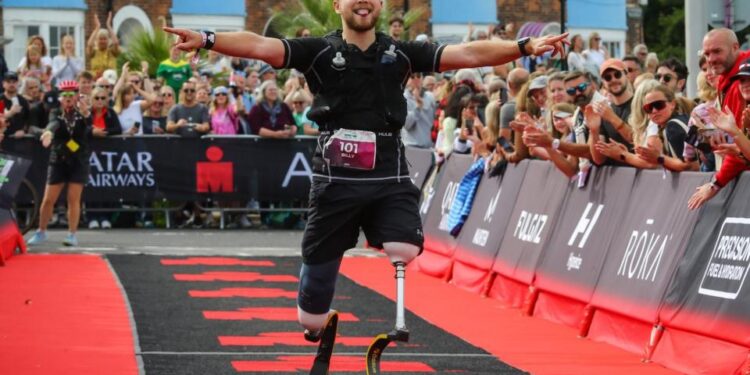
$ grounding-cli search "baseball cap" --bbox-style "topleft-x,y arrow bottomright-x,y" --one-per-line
3,71 -> 18,81
599,59 -> 626,75
527,76 -> 548,94
259,64 -> 276,77
735,58 -> 750,78
102,69 -> 118,85
213,86 -> 228,95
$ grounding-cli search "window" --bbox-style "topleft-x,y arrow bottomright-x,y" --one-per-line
11,25 -> 40,67
603,41 -> 622,59
49,25 -> 76,57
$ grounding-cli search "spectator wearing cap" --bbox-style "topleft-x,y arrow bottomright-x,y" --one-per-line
28,80 -> 93,247
403,72 -> 436,149
157,46 -> 192,101
656,57 -> 689,95
86,12 -> 120,78
389,15 -> 405,40
527,76 -> 548,115
622,55 -> 642,84
1,72 -> 30,140
588,58 -> 635,165
248,80 -> 296,138
583,32 -> 607,69
258,64 -> 276,83
209,86 -> 243,135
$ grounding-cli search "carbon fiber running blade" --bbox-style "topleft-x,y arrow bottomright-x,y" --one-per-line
365,333 -> 390,375
309,311 -> 339,375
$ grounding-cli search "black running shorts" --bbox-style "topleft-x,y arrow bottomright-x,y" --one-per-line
47,161 -> 89,185
301,180 -> 424,264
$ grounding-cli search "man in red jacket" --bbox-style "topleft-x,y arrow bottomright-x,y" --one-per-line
688,28 -> 750,210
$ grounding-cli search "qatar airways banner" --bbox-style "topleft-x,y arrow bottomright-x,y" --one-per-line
589,170 -> 710,322
491,161 -> 569,284
419,153 -> 474,257
6,137 -> 317,203
404,146 -> 434,190
534,166 -> 636,302
660,173 -> 750,347
453,161 -> 529,272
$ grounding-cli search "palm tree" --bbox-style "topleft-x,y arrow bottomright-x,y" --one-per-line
268,0 -> 425,39
117,27 -> 172,78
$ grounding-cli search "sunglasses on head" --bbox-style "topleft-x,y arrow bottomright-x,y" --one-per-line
655,73 -> 673,83
643,100 -> 668,113
566,82 -> 589,96
602,70 -> 624,82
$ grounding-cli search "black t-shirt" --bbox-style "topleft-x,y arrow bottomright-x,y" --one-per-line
599,97 -> 633,150
663,115 -> 689,160
278,33 -> 445,183
1,94 -> 30,135
142,116 -> 166,134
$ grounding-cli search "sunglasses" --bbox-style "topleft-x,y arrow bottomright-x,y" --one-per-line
643,100 -> 668,113
566,82 -> 589,96
626,67 -> 638,73
153,101 -> 164,105
129,80 -> 141,84
161,93 -> 173,97
293,101 -> 305,105
93,96 -> 107,101
602,70 -> 623,82
183,88 -> 195,93
97,84 -> 113,89
215,92 -> 227,96
60,91 -> 77,98
655,74 -> 674,83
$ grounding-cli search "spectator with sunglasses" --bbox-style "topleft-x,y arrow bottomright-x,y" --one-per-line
596,82 -> 693,172
167,81 -> 210,137
524,103 -> 579,177
622,55 -> 642,84
27,80 -> 92,246
142,95 -> 168,135
209,86 -> 242,135
656,57 -> 688,95
588,59 -> 635,165
159,85 -> 176,115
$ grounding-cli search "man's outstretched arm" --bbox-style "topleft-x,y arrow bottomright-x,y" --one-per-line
164,28 -> 286,67
439,33 -> 568,72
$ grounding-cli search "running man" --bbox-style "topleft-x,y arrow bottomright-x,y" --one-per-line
165,0 -> 566,348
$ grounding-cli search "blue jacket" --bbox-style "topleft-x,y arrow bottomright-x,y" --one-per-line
448,158 -> 485,237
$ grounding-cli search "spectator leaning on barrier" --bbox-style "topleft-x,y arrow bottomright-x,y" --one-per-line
167,80 -> 210,137
113,63 -> 156,136
708,63 -> 750,160
86,13 -> 120,78
598,84 -> 693,172
28,80 -> 92,247
159,85 -> 176,115
52,34 -> 84,83
248,80 -> 296,138
403,72 -> 437,148
209,86 -> 242,135
524,102 -> 579,177
157,47 -> 192,101
622,55 -> 642,85
499,68 -> 529,140
588,59 -> 635,165
1,72 -> 30,140
142,94 -> 167,135
688,28 -> 750,210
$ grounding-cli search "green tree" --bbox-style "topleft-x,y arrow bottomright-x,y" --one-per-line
268,0 -> 425,39
643,0 -> 685,62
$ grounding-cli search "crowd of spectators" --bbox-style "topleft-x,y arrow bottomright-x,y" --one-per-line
1,13 -> 749,229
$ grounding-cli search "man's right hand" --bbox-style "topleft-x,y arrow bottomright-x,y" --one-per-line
177,119 -> 188,127
164,27 -> 203,52
688,183 -> 719,211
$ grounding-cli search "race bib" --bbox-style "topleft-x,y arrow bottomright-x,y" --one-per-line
66,139 -> 80,153
323,129 -> 377,170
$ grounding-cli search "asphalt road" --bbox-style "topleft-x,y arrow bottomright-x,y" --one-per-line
25,229 -> 376,258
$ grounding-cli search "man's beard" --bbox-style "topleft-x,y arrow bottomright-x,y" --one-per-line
574,92 -> 592,107
342,12 -> 378,32
609,84 -> 627,97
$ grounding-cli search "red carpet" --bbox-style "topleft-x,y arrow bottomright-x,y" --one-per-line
0,254 -> 138,375
340,257 -> 677,375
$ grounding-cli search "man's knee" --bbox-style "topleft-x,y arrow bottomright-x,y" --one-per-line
297,257 -> 341,315
383,242 -> 420,264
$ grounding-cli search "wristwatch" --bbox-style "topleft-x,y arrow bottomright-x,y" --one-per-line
552,138 -> 560,150
657,155 -> 665,165
709,176 -> 722,192
517,37 -> 532,57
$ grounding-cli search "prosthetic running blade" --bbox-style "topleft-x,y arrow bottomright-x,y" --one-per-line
308,310 -> 339,375
365,262 -> 409,375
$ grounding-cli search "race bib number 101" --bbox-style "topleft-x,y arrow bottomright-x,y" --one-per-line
323,129 -> 377,170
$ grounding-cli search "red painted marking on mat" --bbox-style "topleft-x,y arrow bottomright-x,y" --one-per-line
174,271 -> 297,282
219,332 -> 383,347
232,356 -> 434,372
189,287 -> 297,299
203,307 -> 358,322
161,257 -> 274,266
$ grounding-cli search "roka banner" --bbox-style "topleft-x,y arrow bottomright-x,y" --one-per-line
4,137 -> 317,203
589,170 -> 710,322
660,172 -> 750,348
451,161 -> 529,292
534,166 -> 636,303
404,146 -> 434,190
491,161 -> 569,284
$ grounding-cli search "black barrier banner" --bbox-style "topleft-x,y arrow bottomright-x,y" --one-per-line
590,170 -> 710,322
420,153 -> 474,256
405,147 -> 434,191
0,152 -> 32,209
3,136 -> 317,203
453,160 -> 529,271
534,166 -> 636,302
659,173 -> 750,347
491,161 -> 569,284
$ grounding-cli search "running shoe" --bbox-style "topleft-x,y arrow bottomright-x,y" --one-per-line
27,231 -> 48,246
62,233 -> 78,247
